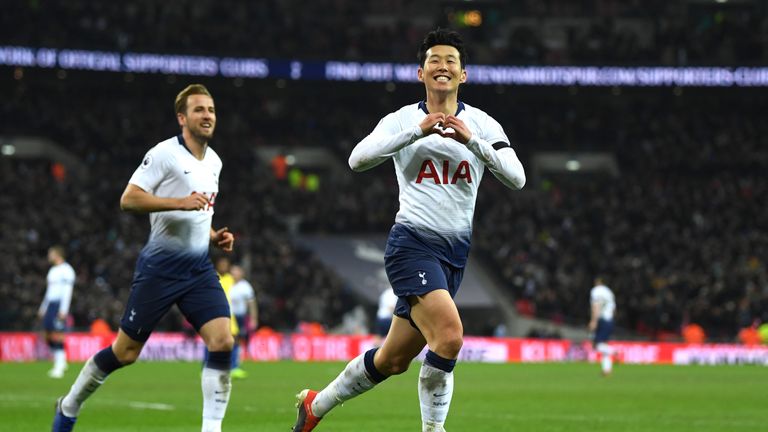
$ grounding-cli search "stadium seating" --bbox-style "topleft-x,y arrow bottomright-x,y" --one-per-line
2,1 -> 767,341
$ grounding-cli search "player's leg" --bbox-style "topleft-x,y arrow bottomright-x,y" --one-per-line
230,314 -> 247,378
595,319 -> 614,376
48,330 -> 68,378
43,302 -> 68,378
385,251 -> 462,431
409,289 -> 463,432
197,317 -> 235,432
54,329 -> 145,430
179,269 -> 233,432
52,272 -> 179,431
293,315 -> 425,431
313,316 -> 425,414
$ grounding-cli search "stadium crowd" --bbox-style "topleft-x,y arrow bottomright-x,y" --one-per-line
2,73 -> 766,343
2,1 -> 768,342
2,0 -> 766,65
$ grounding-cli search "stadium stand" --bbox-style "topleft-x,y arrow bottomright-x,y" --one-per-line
2,0 -> 767,342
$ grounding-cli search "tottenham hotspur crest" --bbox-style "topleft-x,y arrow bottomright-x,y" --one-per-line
418,271 -> 427,285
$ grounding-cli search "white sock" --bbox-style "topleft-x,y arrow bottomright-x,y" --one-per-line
53,348 -> 67,370
419,363 -> 454,431
597,343 -> 613,374
61,357 -> 108,417
202,418 -> 222,432
201,367 -> 231,432
312,353 -> 377,417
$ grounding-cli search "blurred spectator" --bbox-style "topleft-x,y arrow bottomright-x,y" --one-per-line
89,318 -> 113,337
759,323 -> 768,345
0,0 -> 766,66
682,323 -> 706,345
737,324 -> 761,346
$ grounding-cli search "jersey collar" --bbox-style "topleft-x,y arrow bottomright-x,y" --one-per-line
177,134 -> 194,156
177,134 -> 207,159
418,100 -> 465,116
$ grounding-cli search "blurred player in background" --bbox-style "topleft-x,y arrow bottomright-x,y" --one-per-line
293,28 -> 526,432
589,277 -> 616,376
38,245 -> 75,379
215,256 -> 235,294
52,84 -> 236,432
374,286 -> 397,345
228,264 -> 258,378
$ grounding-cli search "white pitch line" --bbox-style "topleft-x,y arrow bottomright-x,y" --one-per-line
126,401 -> 175,411
0,395 -> 175,412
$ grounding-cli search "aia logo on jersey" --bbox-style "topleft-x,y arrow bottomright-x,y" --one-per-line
415,160 -> 472,184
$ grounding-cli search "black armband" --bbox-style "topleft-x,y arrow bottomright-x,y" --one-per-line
492,141 -> 511,151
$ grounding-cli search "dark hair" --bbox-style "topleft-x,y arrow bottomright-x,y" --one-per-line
417,28 -> 468,69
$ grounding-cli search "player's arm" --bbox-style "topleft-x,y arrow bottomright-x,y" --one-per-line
210,226 -> 234,252
37,293 -> 50,319
247,298 -> 258,329
444,115 -> 526,190
120,183 -> 209,212
58,271 -> 75,320
348,113 -> 445,172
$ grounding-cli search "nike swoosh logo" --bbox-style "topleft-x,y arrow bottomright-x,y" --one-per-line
184,170 -> 192,174
433,392 -> 450,398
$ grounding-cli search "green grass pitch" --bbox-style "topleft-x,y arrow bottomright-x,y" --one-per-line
1,361 -> 764,431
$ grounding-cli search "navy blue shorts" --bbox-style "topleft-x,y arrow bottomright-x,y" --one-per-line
593,318 -> 614,345
384,247 -> 464,326
120,267 -> 230,342
43,301 -> 66,332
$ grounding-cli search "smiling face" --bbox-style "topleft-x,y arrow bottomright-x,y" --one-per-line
418,44 -> 467,94
177,94 -> 216,142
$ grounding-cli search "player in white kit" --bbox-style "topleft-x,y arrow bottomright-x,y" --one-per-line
589,277 -> 616,376
374,286 -> 398,343
293,29 -> 526,432
52,84 -> 235,432
228,264 -> 258,378
38,245 -> 76,379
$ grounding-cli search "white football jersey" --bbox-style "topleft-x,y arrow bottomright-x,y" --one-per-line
128,135 -> 222,278
590,284 -> 616,321
39,262 -> 76,315
350,101 -> 525,267
229,279 -> 255,316
376,288 -> 398,319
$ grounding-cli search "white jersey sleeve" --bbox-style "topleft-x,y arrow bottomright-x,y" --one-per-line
465,113 -> 525,190
129,145 -> 171,193
348,113 -> 423,172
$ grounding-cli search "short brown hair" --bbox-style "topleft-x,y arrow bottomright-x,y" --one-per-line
49,245 -> 66,260
174,84 -> 212,115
